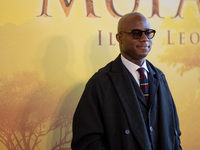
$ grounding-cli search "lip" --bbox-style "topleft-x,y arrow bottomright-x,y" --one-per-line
137,46 -> 148,47
137,44 -> 149,47
137,45 -> 149,49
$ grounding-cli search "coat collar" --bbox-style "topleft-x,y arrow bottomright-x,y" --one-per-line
111,54 -> 159,108
108,55 -> 176,149
108,54 -> 152,150
146,62 -> 159,108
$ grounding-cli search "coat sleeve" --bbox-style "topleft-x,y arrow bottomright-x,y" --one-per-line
172,99 -> 182,150
71,75 -> 109,150
162,74 -> 182,150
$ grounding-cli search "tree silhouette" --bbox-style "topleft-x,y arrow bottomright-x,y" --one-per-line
0,72 -> 72,150
51,120 -> 72,150
51,82 -> 85,150
158,4 -> 200,78
158,4 -> 200,149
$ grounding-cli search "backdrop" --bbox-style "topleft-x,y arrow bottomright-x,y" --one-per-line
0,0 -> 200,149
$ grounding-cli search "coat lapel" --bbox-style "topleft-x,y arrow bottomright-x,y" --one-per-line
126,70 -> 149,108
108,55 -> 152,150
147,62 -> 159,108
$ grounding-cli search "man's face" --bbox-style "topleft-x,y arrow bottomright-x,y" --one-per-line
117,16 -> 153,65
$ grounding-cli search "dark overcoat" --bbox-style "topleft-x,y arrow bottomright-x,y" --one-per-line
71,55 -> 182,150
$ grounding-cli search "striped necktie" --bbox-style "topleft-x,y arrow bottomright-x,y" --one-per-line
137,67 -> 149,100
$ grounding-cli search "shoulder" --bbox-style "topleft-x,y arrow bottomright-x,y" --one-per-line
80,61 -> 116,104
85,55 -> 124,93
146,60 -> 172,91
146,60 -> 165,77
146,60 -> 171,88
89,61 -> 114,85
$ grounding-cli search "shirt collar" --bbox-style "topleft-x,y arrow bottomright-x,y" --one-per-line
121,54 -> 149,73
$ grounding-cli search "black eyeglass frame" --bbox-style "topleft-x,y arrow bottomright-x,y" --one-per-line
119,29 -> 156,39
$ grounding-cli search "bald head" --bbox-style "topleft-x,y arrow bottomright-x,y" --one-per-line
116,12 -> 153,66
117,12 -> 150,33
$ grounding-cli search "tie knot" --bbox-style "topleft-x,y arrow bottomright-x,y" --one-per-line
137,67 -> 146,79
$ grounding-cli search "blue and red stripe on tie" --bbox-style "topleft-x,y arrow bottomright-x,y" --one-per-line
137,67 -> 149,100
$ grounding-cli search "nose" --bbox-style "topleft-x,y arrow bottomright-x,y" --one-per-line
140,32 -> 149,41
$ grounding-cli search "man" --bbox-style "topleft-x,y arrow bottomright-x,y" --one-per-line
71,12 -> 182,150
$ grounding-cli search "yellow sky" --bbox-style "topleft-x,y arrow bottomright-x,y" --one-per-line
0,1 -> 200,149
1,0 -> 197,25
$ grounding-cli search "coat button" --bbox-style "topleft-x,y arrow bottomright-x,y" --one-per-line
150,126 -> 153,132
125,129 -> 130,135
174,129 -> 178,136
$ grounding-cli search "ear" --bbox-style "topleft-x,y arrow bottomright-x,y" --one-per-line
116,33 -> 122,43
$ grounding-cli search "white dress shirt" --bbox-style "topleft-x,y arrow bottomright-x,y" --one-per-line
121,55 -> 149,85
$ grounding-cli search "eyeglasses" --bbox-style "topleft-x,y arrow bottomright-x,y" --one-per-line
119,29 -> 156,39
